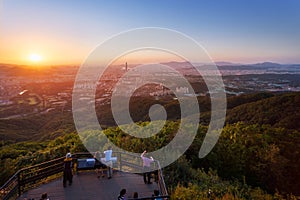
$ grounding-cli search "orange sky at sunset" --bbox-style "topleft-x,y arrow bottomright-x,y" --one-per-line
1,1 -> 300,66
0,34 -> 91,66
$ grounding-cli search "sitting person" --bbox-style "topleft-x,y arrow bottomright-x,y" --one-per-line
104,146 -> 113,179
40,192 -> 49,200
133,192 -> 138,199
94,151 -> 105,178
118,188 -> 126,200
153,190 -> 162,200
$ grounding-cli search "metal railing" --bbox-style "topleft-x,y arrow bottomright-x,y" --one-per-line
128,195 -> 170,200
1,151 -> 169,200
0,170 -> 20,200
0,156 -> 65,200
156,160 -> 168,198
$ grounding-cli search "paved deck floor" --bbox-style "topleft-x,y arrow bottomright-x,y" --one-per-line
18,171 -> 158,200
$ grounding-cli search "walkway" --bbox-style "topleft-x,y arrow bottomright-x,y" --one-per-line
18,171 -> 158,200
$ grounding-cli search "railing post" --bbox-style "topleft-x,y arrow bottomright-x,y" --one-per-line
119,152 -> 122,171
17,171 -> 21,197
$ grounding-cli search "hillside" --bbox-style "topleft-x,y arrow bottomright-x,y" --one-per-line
226,92 -> 300,130
0,112 -> 75,142
1,92 -> 300,198
1,92 -> 299,142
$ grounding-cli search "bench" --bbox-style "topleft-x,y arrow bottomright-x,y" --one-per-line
76,157 -> 118,171
77,158 -> 96,170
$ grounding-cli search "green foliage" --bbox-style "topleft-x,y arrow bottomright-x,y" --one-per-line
102,121 -> 179,152
2,120 -> 299,197
226,92 -> 300,131
171,183 -> 275,200
0,112 -> 75,142
186,122 -> 300,195
167,156 -> 275,200
1,92 -> 300,199
226,92 -> 275,109
0,132 -> 85,185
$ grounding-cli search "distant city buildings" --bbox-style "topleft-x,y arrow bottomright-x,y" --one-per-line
1,63 -> 300,119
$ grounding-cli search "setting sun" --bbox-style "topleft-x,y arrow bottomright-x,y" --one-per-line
29,53 -> 42,63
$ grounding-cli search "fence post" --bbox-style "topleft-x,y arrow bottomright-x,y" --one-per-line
119,152 -> 122,171
17,171 -> 21,197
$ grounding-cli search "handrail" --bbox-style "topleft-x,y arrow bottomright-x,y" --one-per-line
156,160 -> 168,197
0,151 -> 169,200
19,156 -> 66,172
128,195 -> 170,200
0,156 -> 65,200
113,151 -> 168,199
0,170 -> 20,200
0,170 -> 20,191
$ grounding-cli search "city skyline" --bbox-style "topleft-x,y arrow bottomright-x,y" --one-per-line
0,0 -> 300,65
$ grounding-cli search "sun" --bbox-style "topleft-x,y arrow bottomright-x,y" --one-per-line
29,53 -> 42,63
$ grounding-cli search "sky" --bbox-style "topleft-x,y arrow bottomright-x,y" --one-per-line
0,0 -> 300,65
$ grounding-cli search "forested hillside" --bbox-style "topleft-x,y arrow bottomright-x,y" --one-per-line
1,92 -> 300,199
0,112 -> 75,142
226,92 -> 300,130
2,92 -> 299,142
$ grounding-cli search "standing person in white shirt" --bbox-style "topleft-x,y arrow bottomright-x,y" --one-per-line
141,150 -> 154,184
104,146 -> 113,179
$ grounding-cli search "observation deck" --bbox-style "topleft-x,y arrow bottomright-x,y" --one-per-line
1,152 -> 169,200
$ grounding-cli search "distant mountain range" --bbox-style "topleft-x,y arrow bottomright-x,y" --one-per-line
161,61 -> 300,67
214,61 -> 242,66
161,61 -> 300,75
1,61 -> 300,76
217,62 -> 300,74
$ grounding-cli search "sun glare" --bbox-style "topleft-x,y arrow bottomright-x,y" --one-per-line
29,53 -> 42,63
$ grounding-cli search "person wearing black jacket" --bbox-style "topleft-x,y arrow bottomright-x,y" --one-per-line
63,152 -> 73,187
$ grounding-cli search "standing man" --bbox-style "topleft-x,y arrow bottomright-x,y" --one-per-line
63,152 -> 73,187
141,150 -> 154,184
104,146 -> 113,179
